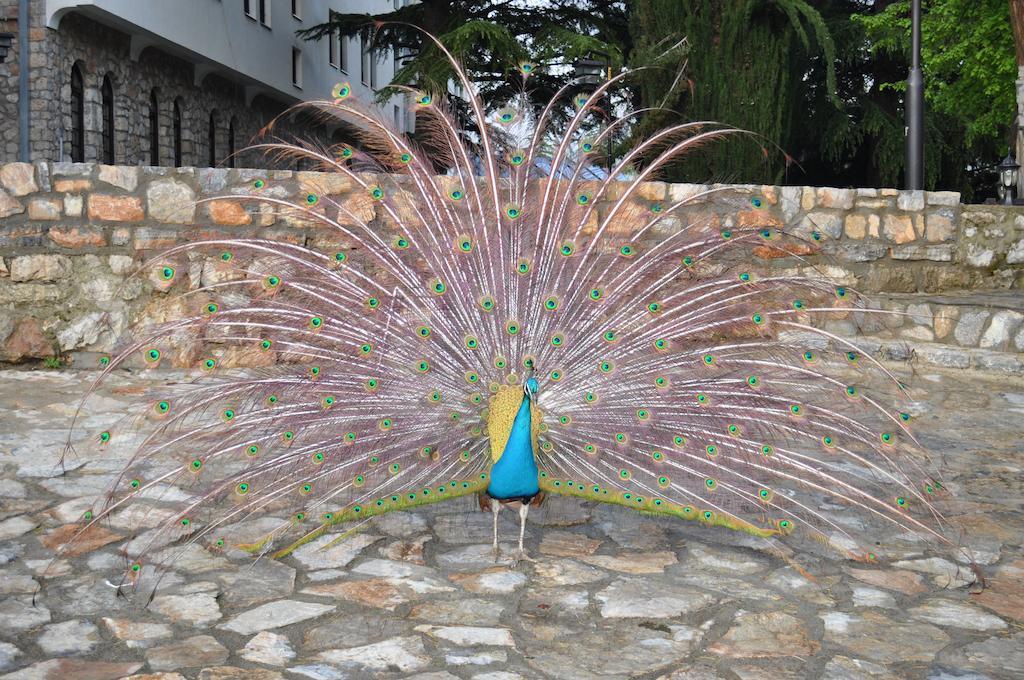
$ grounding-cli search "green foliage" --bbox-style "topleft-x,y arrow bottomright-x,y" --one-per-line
627,0 -> 839,183
42,356 -> 63,370
857,0 -> 1015,147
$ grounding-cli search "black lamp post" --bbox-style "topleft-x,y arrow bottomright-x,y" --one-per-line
905,0 -> 924,190
999,153 -> 1020,205
0,33 -> 14,63
572,55 -> 613,174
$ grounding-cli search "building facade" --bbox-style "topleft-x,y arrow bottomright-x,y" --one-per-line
0,0 -> 410,168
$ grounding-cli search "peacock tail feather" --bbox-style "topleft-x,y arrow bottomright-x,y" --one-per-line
63,31 -> 969,589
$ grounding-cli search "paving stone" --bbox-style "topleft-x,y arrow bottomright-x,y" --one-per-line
822,655 -> 898,679
532,558 -> 609,586
684,543 -> 768,574
450,568 -> 528,594
519,586 -> 590,619
581,550 -> 678,574
938,631 -> 1024,677
908,598 -> 1007,631
436,543 -> 516,570
100,617 -> 173,648
150,587 -> 222,626
846,567 -> 928,595
146,635 -> 229,671
316,635 -> 431,673
301,577 -> 411,610
214,559 -> 296,607
821,611 -> 950,663
538,530 -> 602,557
373,511 -> 429,537
290,533 -> 381,570
217,599 -> 335,635
285,665 -> 345,680
0,642 -> 20,672
709,610 -> 819,658
239,631 -> 296,666
408,598 -> 506,627
0,659 -> 143,679
196,668 -> 284,680
0,597 -> 51,632
446,650 -> 508,666
851,586 -> 897,609
35,619 -> 100,656
596,577 -> 716,618
379,535 -> 430,564
891,557 -> 977,588
415,625 -> 516,647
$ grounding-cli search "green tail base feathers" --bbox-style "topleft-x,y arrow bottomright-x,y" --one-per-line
239,474 -> 492,558
538,472 -> 781,539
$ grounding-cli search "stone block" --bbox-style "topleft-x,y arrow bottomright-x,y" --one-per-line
925,191 -> 960,206
207,200 -> 251,226
48,226 -> 106,249
51,162 -> 92,177
199,168 -> 229,193
974,351 -> 1024,374
816,187 -> 854,210
965,243 -> 995,268
890,244 -> 954,261
897,190 -> 925,211
0,190 -> 24,219
954,310 -> 990,346
0,163 -> 38,196
979,310 -> 1024,350
1007,238 -> 1024,264
63,194 -> 83,217
2,317 -> 54,362
802,212 -> 843,239
837,242 -> 887,262
882,214 -> 915,244
97,165 -> 139,191
134,227 -> 182,250
933,306 -> 959,339
844,214 -> 867,239
147,179 -> 197,223
88,195 -> 145,222
800,187 -> 815,211
27,198 -> 61,220
53,179 -> 92,192
924,210 -> 956,242
916,345 -> 970,369
10,254 -> 72,282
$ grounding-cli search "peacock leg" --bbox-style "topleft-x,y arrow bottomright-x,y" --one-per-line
513,502 -> 536,563
491,498 -> 502,561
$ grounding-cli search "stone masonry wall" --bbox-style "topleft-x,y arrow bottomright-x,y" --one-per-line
0,5 -> 329,168
0,161 -> 1022,366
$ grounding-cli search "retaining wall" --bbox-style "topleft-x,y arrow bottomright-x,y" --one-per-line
0,161 -> 1021,366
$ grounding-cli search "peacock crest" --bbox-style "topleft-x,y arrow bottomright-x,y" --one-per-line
62,31 -> 971,589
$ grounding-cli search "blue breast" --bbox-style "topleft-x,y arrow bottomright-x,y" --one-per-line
486,395 -> 540,500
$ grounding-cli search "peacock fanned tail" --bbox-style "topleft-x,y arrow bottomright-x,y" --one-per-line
64,34 -> 969,589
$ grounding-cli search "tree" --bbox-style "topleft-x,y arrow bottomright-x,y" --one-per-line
626,0 -> 838,184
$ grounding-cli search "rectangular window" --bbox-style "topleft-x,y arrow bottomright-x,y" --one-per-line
292,48 -> 302,88
360,35 -> 370,86
291,0 -> 301,20
340,35 -> 348,73
329,17 -> 339,67
244,0 -> 257,20
393,105 -> 400,129
259,0 -> 271,28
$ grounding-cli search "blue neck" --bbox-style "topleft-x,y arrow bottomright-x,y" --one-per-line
486,394 -> 540,500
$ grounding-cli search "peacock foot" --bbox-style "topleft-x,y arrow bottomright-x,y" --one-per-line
509,548 -> 536,564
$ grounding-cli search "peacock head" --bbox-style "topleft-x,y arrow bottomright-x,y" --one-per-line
523,376 -> 540,401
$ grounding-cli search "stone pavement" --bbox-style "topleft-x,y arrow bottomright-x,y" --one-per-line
1,366 -> 1023,679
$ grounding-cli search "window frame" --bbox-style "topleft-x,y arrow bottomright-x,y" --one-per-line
148,89 -> 160,166
69,63 -> 84,163
292,47 -> 303,88
101,74 -> 115,164
172,97 -> 183,167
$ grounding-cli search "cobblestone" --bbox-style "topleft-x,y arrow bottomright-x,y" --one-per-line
0,367 -> 1022,678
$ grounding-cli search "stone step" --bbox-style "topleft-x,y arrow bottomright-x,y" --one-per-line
846,335 -> 1023,375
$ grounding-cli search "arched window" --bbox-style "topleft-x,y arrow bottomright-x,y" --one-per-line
228,117 -> 237,168
208,109 -> 219,167
148,90 -> 160,166
69,64 -> 84,162
101,74 -> 115,164
173,98 -> 183,167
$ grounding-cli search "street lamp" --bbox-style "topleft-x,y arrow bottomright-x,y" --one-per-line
572,55 -> 612,174
999,153 -> 1020,205
905,0 -> 924,190
0,33 -> 14,63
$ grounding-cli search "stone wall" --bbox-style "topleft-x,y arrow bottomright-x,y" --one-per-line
0,161 -> 1022,366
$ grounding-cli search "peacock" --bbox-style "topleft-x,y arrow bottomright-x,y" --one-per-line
62,32 -> 972,589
